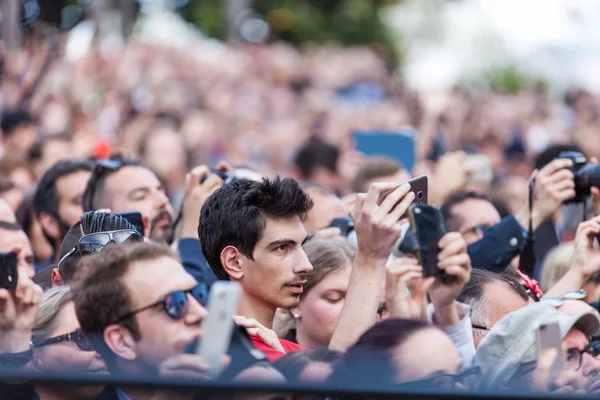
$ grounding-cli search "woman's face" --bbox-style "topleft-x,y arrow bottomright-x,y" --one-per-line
297,264 -> 352,348
33,302 -> 107,375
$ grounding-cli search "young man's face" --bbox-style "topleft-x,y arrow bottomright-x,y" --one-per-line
122,256 -> 207,369
0,229 -> 35,277
240,216 -> 313,310
105,166 -> 174,243
56,170 -> 92,227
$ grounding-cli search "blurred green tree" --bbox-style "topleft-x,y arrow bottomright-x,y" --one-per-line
179,0 -> 404,68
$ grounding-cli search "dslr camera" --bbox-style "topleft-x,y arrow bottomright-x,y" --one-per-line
556,151 -> 600,203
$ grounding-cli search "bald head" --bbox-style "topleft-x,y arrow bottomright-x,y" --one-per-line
302,185 -> 347,235
559,299 -> 600,320
0,198 -> 16,223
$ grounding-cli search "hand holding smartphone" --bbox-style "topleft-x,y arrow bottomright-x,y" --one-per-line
196,282 -> 242,379
407,204 -> 447,277
0,252 -> 18,290
536,322 -> 565,381
377,176 -> 428,219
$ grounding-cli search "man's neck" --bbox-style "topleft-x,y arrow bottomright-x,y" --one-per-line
237,293 -> 276,329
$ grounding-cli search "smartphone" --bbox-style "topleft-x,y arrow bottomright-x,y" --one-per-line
536,322 -> 564,380
408,204 -> 447,277
377,175 -> 428,219
0,252 -> 18,290
464,155 -> 493,185
117,212 -> 145,237
196,281 -> 242,379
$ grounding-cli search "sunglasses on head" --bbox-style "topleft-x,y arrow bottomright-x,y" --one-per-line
84,159 -> 124,211
57,229 -> 144,269
540,290 -> 587,308
33,328 -> 94,352
112,283 -> 209,325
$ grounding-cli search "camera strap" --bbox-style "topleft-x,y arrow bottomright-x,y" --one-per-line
519,177 -> 536,278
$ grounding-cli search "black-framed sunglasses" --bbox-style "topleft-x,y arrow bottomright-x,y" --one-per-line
33,328 -> 94,352
84,159 -> 124,211
401,366 -> 481,390
112,284 -> 209,325
567,342 -> 598,371
57,229 -> 144,269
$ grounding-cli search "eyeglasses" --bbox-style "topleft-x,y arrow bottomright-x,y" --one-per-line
405,366 -> 481,390
57,229 -> 144,269
33,328 -> 94,352
112,283 -> 209,325
540,290 -> 588,308
84,159 -> 123,211
566,342 -> 598,371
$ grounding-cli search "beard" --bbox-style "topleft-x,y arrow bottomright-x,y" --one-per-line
149,210 -> 174,244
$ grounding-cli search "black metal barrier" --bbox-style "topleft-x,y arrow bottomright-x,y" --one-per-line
0,370 -> 595,400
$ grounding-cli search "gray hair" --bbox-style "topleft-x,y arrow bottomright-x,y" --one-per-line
32,286 -> 73,345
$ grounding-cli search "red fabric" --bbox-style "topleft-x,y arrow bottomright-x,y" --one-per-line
250,335 -> 307,362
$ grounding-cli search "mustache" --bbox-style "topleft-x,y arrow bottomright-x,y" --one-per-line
150,210 -> 173,228
285,275 -> 307,286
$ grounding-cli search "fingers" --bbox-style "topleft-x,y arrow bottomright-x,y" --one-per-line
365,182 -> 405,220
543,168 -> 575,186
438,232 -> 466,259
215,160 -> 234,172
387,190 -> 415,224
350,193 -> 366,222
538,159 -> 573,177
233,315 -> 258,329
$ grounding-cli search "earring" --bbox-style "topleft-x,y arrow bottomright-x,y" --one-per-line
293,314 -> 300,319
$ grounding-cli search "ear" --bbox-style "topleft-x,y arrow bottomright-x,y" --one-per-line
291,306 -> 301,320
220,245 -> 244,280
51,268 -> 64,287
104,325 -> 137,362
38,212 -> 60,240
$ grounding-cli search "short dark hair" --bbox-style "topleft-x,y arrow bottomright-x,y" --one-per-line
199,177 -> 314,280
58,211 -> 138,282
72,242 -> 179,371
351,156 -> 405,193
457,269 -> 529,326
27,134 -> 72,165
33,159 -> 94,219
328,319 -> 431,388
440,191 -> 492,232
82,154 -> 143,211
1,110 -> 36,136
294,138 -> 339,180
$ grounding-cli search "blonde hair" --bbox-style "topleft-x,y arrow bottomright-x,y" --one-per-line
274,237 -> 354,338
32,286 -> 72,345
541,243 -> 575,292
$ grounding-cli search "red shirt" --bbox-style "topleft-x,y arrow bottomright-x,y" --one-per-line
250,335 -> 307,362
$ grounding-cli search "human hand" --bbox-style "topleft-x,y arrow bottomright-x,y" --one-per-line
180,161 -> 233,239
428,233 -> 471,326
570,216 -> 600,278
233,315 -> 285,354
158,353 -> 230,380
0,266 -> 43,352
352,182 -> 415,262
313,227 -> 342,239
384,258 -> 433,321
531,159 -> 576,226
429,152 -> 469,205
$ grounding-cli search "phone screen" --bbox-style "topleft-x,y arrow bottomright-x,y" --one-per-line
536,322 -> 564,379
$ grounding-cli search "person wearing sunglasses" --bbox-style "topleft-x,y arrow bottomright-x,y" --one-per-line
70,242 -> 218,399
34,211 -> 143,289
31,286 -> 109,400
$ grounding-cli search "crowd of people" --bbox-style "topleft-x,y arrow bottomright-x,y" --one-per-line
3,15 -> 600,400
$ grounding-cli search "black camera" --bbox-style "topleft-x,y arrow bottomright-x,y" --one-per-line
0,252 -> 18,290
556,151 -> 600,203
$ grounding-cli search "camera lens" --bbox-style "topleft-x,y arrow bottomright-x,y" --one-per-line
577,163 -> 600,193
417,191 -> 423,199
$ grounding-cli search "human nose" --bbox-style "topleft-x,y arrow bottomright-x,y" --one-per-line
184,293 -> 208,325
582,353 -> 600,377
293,249 -> 313,275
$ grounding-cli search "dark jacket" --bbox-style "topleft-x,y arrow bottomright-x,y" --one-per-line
178,238 -> 217,286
